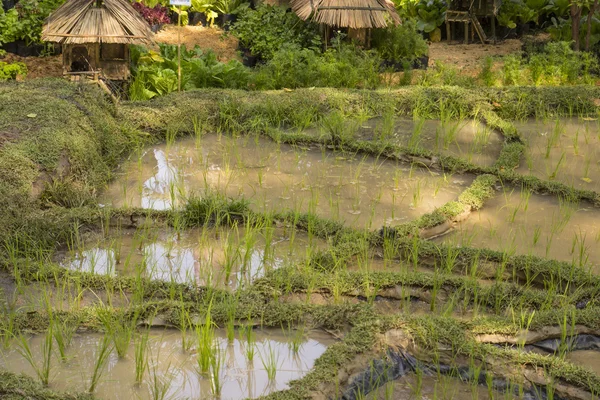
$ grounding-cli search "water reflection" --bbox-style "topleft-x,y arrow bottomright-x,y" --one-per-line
0,329 -> 333,400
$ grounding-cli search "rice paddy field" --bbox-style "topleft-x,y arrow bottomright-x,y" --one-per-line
3,81 -> 600,400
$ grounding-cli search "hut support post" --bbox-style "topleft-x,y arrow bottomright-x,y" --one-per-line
177,6 -> 182,92
464,21 -> 469,44
446,20 -> 451,41
491,16 -> 496,43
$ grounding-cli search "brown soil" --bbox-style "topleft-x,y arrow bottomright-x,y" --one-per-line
153,25 -> 240,62
1,53 -> 63,80
428,39 -> 523,75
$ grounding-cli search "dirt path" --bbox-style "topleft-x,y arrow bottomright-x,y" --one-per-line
153,25 -> 240,61
428,39 -> 523,74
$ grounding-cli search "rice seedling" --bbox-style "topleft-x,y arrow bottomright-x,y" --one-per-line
196,302 -> 215,375
148,357 -> 178,400
377,108 -> 396,141
287,323 -> 305,353
89,334 -> 113,393
408,366 -> 424,398
15,326 -> 53,386
260,342 -> 279,381
409,117 -> 425,150
209,341 -> 224,396
548,151 -> 566,180
572,128 -> 580,155
53,317 -> 78,362
557,309 -> 576,359
192,115 -> 205,143
0,300 -> 17,349
243,325 -> 256,363
165,125 -> 179,148
134,327 -> 150,384
511,308 -> 535,349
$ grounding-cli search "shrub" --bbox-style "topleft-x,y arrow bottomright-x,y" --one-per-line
250,39 -> 381,90
0,62 -> 27,81
499,42 -> 599,86
6,0 -> 65,45
372,20 -> 429,63
230,5 -> 321,61
0,8 -> 20,48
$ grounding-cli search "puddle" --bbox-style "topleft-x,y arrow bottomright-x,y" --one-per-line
101,135 -> 473,229
365,374 -> 500,400
356,118 -> 503,168
566,350 -> 600,376
58,225 -> 325,288
0,328 -> 333,400
515,118 -> 600,192
435,187 -> 600,266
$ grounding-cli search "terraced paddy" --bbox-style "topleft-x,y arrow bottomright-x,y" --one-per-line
3,84 -> 600,400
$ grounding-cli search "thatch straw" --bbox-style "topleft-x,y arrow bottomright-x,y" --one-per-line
42,0 -> 154,45
291,0 -> 400,29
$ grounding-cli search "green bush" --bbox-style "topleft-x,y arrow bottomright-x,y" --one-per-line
372,20 -> 429,63
250,40 -> 382,89
0,0 -> 65,45
230,5 -> 321,61
0,62 -> 27,81
499,42 -> 599,86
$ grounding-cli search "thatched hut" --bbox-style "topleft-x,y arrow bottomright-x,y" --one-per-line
290,0 -> 400,46
42,0 -> 154,81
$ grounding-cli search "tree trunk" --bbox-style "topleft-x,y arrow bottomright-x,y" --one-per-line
571,3 -> 582,51
585,0 -> 599,51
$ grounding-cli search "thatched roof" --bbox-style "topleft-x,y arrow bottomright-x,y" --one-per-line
291,0 -> 400,29
42,0 -> 154,45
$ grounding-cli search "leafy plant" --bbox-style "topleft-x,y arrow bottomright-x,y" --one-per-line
415,0 -> 447,33
192,0 -> 219,26
251,39 -> 381,89
0,8 -> 20,47
10,0 -> 66,45
132,2 -> 171,26
191,0 -> 218,26
171,5 -> 189,25
214,0 -> 246,14
497,0 -> 536,28
230,5 -> 321,61
372,20 -> 429,63
129,44 -> 249,100
0,62 -> 27,81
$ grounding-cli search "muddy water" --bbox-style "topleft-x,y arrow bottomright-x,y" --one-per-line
516,118 -> 600,192
58,225 -> 325,288
0,270 -> 130,312
0,328 -> 333,400
436,187 -> 600,265
365,375 -> 502,400
101,135 -> 472,229
356,118 -> 503,167
567,350 -> 600,376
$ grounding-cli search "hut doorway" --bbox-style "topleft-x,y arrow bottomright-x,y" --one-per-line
71,46 -> 91,72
